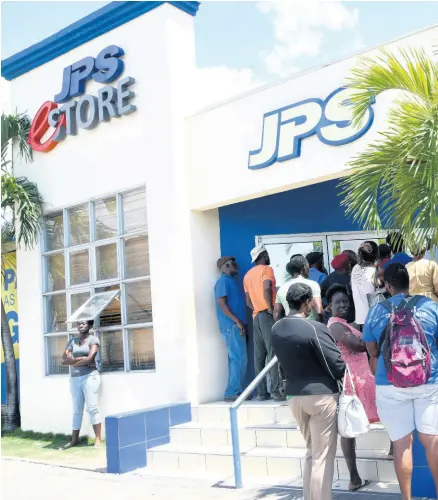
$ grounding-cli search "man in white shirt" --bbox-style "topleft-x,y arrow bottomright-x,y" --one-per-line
274,254 -> 323,322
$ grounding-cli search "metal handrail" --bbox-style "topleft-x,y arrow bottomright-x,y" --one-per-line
229,355 -> 278,489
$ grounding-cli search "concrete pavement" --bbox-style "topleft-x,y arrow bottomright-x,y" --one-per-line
1,459 -> 405,500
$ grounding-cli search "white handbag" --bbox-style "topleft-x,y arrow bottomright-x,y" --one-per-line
337,365 -> 370,438
305,318 -> 370,439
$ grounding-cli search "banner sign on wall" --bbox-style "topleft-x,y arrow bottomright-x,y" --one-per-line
1,252 -> 19,405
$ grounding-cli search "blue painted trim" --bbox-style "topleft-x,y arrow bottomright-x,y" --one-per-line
105,402 -> 191,474
1,1 -> 200,81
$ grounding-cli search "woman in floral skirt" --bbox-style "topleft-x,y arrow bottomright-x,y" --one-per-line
327,284 -> 379,492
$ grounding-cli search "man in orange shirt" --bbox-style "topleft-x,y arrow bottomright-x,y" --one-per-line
244,243 -> 283,401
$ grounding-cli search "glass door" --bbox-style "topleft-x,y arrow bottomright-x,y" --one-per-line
258,231 -> 388,282
326,232 -> 385,272
258,234 -> 329,287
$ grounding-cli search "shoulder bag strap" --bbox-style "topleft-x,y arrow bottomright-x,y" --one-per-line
395,296 -> 408,312
405,295 -> 423,311
380,299 -> 392,312
378,329 -> 386,352
378,299 -> 396,352
373,267 -> 379,291
342,364 -> 357,396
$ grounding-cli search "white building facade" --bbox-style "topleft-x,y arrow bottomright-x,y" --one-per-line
2,1 -> 437,439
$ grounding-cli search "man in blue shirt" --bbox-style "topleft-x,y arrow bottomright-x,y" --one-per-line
215,256 -> 248,402
364,263 -> 438,500
306,251 -> 328,285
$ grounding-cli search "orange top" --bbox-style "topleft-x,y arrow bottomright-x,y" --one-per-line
244,265 -> 277,317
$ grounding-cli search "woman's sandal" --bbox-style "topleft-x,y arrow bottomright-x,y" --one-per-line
349,479 -> 371,492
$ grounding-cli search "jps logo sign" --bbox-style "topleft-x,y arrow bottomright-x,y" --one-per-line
54,45 -> 125,103
248,88 -> 375,170
29,45 -> 136,153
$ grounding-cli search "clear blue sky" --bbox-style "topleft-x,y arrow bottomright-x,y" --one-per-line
2,1 -> 438,87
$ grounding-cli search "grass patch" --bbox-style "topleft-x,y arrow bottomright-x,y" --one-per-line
3,428 -> 91,450
2,428 -> 106,469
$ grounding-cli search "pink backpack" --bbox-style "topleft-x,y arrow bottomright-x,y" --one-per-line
378,296 -> 431,388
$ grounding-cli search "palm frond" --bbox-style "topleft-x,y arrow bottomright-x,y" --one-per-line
1,112 -> 33,173
344,48 -> 438,127
340,48 -> 438,250
1,219 -> 15,245
1,174 -> 43,249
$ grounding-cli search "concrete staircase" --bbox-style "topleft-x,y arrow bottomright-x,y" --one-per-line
142,401 -> 399,494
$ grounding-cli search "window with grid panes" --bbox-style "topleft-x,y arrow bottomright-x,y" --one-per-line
42,187 -> 155,375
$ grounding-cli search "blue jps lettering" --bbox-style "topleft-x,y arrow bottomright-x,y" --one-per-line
248,88 -> 375,170
55,45 -> 125,103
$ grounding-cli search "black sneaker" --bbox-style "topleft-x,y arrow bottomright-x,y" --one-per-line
256,395 -> 271,401
224,395 -> 238,402
273,394 -> 286,402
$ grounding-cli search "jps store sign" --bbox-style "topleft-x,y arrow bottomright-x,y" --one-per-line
248,88 -> 375,170
29,45 -> 136,153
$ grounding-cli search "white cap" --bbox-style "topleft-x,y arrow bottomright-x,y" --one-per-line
251,243 -> 267,263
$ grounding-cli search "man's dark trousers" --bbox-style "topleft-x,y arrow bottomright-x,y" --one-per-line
253,310 -> 280,398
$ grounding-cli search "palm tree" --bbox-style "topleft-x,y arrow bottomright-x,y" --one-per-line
340,48 -> 438,251
1,112 -> 43,430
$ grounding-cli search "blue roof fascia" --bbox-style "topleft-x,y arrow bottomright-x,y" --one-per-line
1,1 -> 200,81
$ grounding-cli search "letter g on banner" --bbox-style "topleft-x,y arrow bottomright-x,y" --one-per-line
28,101 -> 66,153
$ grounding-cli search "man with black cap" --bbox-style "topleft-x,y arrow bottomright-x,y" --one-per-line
215,256 -> 248,402
306,251 -> 328,285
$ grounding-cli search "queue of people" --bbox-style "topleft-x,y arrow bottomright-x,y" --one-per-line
214,236 -> 438,500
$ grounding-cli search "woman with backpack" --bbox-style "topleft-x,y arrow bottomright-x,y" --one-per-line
327,284 -> 378,492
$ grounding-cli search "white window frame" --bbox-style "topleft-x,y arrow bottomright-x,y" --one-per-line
42,186 -> 155,376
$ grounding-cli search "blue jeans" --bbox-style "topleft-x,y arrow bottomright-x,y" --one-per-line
70,371 -> 101,430
220,324 -> 247,398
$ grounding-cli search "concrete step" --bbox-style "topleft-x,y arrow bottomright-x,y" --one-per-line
147,443 -> 397,483
170,422 -> 391,452
192,401 -> 295,425
134,466 -> 401,496
160,402 -> 397,492
133,466 -> 401,497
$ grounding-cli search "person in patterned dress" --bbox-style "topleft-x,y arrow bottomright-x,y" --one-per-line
327,284 -> 379,492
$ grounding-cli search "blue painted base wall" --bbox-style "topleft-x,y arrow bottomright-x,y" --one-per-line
106,403 -> 191,474
412,432 -> 437,498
